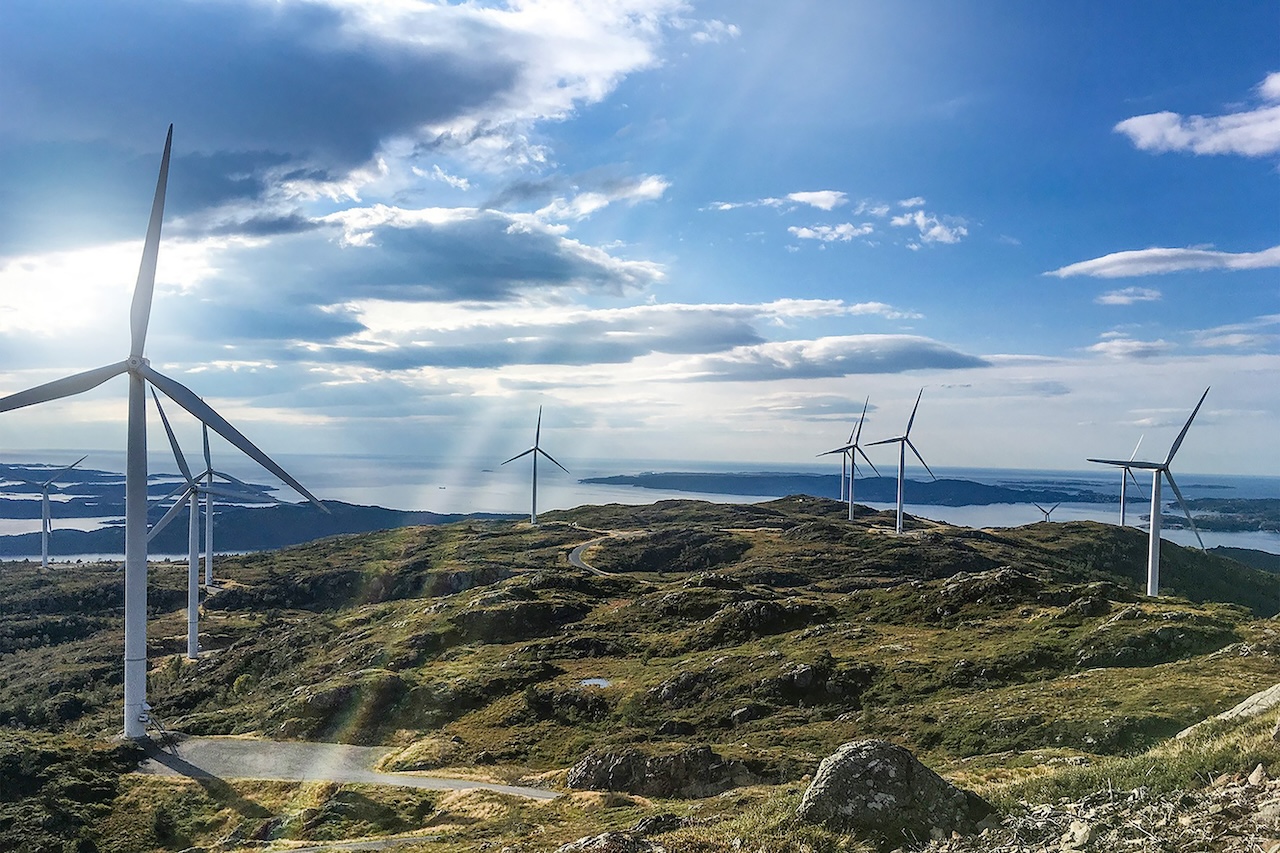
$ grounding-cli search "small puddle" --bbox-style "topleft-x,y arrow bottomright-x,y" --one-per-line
579,678 -> 611,688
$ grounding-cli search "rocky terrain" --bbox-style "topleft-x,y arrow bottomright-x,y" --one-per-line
0,496 -> 1277,851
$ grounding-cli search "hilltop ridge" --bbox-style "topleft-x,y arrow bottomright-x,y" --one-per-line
1,497 -> 1278,851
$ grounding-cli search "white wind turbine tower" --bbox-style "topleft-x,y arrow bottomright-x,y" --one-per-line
15,456 -> 88,570
1032,501 -> 1060,522
816,397 -> 880,521
867,389 -> 936,535
0,126 -> 326,738
1088,388 -> 1209,597
502,406 -> 569,525
148,390 -> 281,659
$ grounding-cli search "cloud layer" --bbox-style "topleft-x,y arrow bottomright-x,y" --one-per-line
1048,245 -> 1280,278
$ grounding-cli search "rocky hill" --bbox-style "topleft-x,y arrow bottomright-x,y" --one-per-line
1,496 -> 1277,851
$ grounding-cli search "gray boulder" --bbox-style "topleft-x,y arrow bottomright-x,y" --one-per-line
796,739 -> 991,846
555,833 -> 662,852
567,746 -> 755,798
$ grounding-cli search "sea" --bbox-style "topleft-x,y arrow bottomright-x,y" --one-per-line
4,452 -> 1279,558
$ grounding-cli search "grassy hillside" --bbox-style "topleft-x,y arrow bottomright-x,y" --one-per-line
1,496 -> 1277,851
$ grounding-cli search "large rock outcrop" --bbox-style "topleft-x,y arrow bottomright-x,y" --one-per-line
796,739 -> 992,846
567,746 -> 755,798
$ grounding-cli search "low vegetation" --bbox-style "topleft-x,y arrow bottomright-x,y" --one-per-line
0,496 -> 1276,851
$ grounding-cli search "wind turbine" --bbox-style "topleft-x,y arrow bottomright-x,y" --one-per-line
502,406 -> 568,525
867,389 -> 935,535
1032,501 -> 1060,522
1088,388 -> 1209,597
817,397 -> 880,521
0,126 -> 326,738
14,456 -> 88,570
148,390 -> 281,659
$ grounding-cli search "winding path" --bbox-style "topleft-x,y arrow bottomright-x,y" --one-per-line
140,736 -> 557,800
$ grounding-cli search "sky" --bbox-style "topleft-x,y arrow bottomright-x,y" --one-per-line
0,0 -> 1277,492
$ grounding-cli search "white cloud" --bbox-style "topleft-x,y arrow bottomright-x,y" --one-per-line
1193,314 -> 1280,350
690,19 -> 741,44
1115,72 -> 1280,156
854,201 -> 891,217
537,175 -> 670,221
785,191 -> 847,211
673,334 -> 989,381
706,189 -> 847,212
1048,244 -> 1280,278
889,209 -> 968,245
787,223 -> 874,242
425,165 -> 470,190
1095,287 -> 1161,305
1262,72 -> 1280,101
897,196 -> 926,208
1085,333 -> 1173,360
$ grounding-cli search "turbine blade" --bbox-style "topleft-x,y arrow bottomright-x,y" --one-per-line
1050,502 -> 1061,512
203,422 -> 212,470
141,364 -> 328,513
151,480 -> 192,508
906,438 -> 936,479
818,444 -> 854,457
866,436 -> 902,448
1165,470 -> 1206,551
904,388 -> 924,436
534,406 -> 543,448
129,125 -> 172,358
502,447 -> 536,465
1166,387 -> 1210,465
1129,435 -> 1144,462
1126,467 -> 1147,502
149,484 -> 195,542
1032,502 -> 1047,514
538,447 -> 570,474
40,455 -> 89,488
853,396 -> 870,444
855,446 -> 881,478
906,438 -> 936,481
204,483 -> 276,503
211,468 -> 267,494
0,361 -> 129,414
1089,457 -> 1162,470
151,388 -> 195,484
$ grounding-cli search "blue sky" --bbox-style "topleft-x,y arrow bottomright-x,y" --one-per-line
0,0 -> 1277,485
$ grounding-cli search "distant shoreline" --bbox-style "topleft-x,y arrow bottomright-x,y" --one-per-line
581,471 -> 1116,506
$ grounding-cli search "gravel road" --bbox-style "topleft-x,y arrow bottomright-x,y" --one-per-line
139,736 -> 557,800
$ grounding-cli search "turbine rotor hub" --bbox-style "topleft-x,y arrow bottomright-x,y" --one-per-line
127,356 -> 150,370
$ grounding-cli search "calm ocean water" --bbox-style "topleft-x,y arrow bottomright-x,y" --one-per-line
5,452 -> 1279,557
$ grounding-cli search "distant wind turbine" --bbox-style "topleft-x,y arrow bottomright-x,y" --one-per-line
1032,501 -> 1060,522
1088,388 -> 1209,597
0,126 -> 326,738
867,389 -> 935,535
148,390 -> 281,659
15,456 -> 87,570
191,421 -> 276,587
502,406 -> 569,525
817,397 -> 880,521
